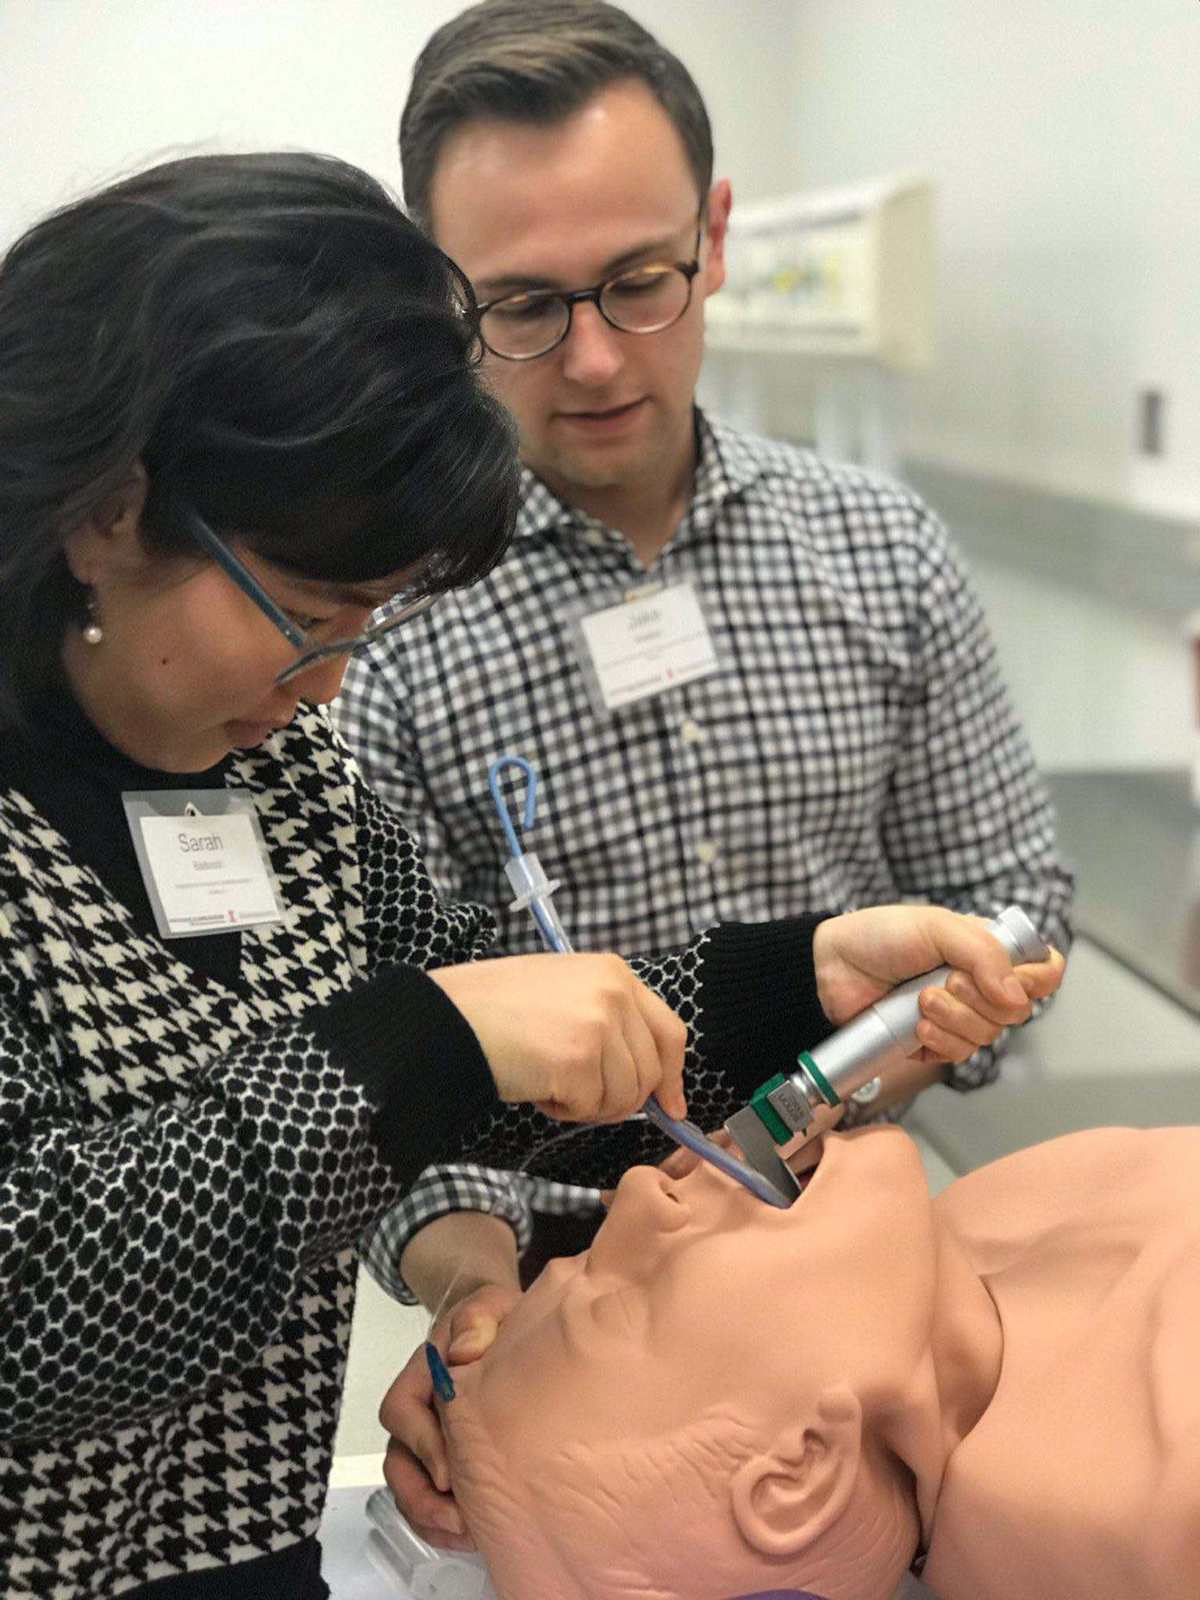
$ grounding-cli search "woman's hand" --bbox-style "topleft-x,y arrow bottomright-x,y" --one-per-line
379,1283 -> 523,1552
429,953 -> 688,1122
812,904 -> 1065,1062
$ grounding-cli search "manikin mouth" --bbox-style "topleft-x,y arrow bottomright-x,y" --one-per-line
790,1136 -> 825,1187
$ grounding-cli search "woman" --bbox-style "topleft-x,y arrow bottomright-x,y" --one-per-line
0,151 -> 691,1600
0,152 -> 1057,1599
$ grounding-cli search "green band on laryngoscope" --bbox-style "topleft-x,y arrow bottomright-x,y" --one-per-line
798,1050 -> 842,1107
748,1073 -> 791,1144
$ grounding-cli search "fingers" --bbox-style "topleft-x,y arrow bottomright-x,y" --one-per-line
631,981 -> 688,1120
378,1353 -> 467,1544
916,958 -> 1041,1061
912,912 -> 1066,1059
557,962 -> 687,1123
952,920 -> 1032,1011
432,953 -> 688,1125
923,944 -> 1063,1060
376,1286 -> 523,1552
379,1354 -> 451,1496
595,1026 -> 643,1126
382,1438 -> 471,1549
614,989 -> 681,1124
915,1007 -> 994,1062
593,967 -> 686,1123
1018,945 -> 1066,1000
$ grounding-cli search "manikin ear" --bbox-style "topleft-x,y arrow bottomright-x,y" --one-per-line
701,179 -> 732,297
730,1386 -> 862,1557
62,465 -> 150,587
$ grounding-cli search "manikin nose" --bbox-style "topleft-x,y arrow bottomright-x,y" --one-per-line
590,1166 -> 688,1279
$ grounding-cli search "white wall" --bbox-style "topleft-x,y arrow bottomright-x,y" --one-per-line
782,0 -> 1200,521
0,0 -> 797,248
722,0 -> 1200,771
967,558 -> 1192,773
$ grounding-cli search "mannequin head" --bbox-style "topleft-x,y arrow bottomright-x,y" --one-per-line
444,1129 -> 1001,1600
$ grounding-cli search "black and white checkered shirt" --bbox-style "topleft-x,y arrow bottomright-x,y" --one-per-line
335,412 -> 1073,1297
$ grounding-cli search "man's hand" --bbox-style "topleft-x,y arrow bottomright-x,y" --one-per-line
380,1283 -> 522,1552
813,904 -> 1065,1062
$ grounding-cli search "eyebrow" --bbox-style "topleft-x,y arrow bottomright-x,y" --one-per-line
476,228 -> 695,297
285,573 -> 411,610
336,586 -> 396,609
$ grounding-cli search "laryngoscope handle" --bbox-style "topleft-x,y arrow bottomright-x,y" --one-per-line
802,904 -> 1050,1107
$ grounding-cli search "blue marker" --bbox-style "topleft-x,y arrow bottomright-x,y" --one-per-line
425,1341 -> 456,1404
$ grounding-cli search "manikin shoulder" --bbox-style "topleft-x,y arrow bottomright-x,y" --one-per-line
925,1127 -> 1200,1600
933,1125 -> 1200,1263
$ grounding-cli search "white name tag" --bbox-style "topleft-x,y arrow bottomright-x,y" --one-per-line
123,790 -> 286,939
572,580 -> 719,714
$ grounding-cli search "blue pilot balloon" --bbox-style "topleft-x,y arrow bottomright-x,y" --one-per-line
424,1340 -> 456,1403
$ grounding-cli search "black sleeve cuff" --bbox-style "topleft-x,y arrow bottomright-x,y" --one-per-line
696,914 -> 833,1100
311,963 -> 503,1189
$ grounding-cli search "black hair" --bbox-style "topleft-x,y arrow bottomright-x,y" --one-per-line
400,0 -> 713,230
0,150 -> 519,727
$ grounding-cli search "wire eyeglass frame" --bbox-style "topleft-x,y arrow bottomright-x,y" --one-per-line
178,506 -> 438,686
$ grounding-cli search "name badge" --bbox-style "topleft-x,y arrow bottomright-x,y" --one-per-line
122,790 -> 286,939
571,580 -> 719,715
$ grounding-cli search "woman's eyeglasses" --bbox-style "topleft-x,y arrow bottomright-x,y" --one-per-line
179,506 -> 438,686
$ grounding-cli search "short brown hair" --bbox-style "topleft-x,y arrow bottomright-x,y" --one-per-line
400,0 -> 714,229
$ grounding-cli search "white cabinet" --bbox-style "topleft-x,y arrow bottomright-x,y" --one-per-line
706,174 -> 934,370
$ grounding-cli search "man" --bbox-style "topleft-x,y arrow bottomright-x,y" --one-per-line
332,0 -> 1071,1542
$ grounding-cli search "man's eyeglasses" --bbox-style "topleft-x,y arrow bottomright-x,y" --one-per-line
476,227 -> 703,362
179,506 -> 438,686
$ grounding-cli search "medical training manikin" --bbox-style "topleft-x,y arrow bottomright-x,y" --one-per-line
442,1124 -> 1200,1600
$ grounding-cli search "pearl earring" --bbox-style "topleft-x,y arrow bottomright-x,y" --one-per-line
82,590 -> 104,646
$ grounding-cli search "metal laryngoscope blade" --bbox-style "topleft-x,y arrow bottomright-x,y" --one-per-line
714,1105 -> 803,1206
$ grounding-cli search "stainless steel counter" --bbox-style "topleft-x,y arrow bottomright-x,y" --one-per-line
1049,768 -> 1200,1018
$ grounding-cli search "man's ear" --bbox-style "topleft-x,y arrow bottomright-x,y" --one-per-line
729,1386 -> 862,1557
62,464 -> 149,586
701,179 -> 732,297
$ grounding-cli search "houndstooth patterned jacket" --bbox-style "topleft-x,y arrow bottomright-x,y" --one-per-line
0,701 -> 819,1597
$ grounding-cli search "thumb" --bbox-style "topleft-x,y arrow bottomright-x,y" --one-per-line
446,1307 -> 500,1364
936,916 -> 1027,1010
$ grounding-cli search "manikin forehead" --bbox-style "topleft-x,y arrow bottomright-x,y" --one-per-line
428,79 -> 702,292
448,1388 -> 761,1600
451,1392 -> 882,1600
